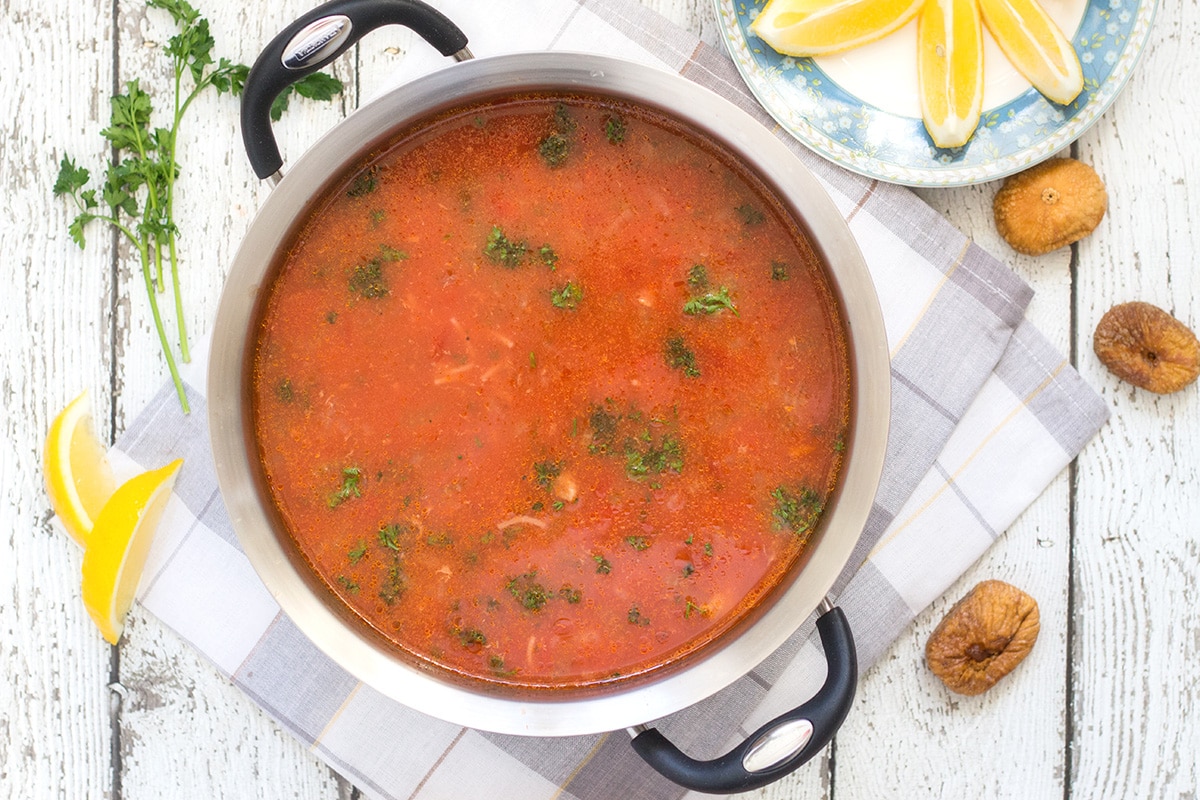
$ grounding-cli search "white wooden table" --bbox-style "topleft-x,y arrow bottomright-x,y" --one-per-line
3,0 -> 1196,797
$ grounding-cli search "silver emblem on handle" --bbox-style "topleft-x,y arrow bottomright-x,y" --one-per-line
741,718 -> 814,773
281,16 -> 353,71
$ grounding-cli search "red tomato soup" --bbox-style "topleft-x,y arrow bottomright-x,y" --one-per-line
252,94 -> 850,690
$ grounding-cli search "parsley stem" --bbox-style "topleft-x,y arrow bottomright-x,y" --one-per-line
168,233 -> 189,362
163,68 -> 184,347
125,101 -> 168,295
153,235 -> 166,293
106,211 -> 189,407
163,70 -> 212,365
136,237 -> 190,413
165,72 -> 187,361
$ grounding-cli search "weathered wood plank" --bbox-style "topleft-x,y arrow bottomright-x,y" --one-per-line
831,478 -> 1071,798
107,1 -> 352,797
0,0 -> 119,797
1070,0 -> 1200,792
823,182 -> 1073,800
640,0 -> 721,41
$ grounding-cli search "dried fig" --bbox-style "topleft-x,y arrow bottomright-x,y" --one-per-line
925,580 -> 1039,696
1094,302 -> 1200,394
993,158 -> 1107,255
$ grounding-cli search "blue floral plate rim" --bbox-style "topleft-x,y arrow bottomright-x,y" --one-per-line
714,0 -> 1159,187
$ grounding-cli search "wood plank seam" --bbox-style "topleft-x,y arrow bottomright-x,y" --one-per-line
108,0 -> 124,797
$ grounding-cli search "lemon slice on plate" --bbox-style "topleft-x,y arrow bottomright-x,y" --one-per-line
81,459 -> 183,644
44,390 -> 116,546
918,0 -> 985,148
751,0 -> 925,57
979,0 -> 1084,105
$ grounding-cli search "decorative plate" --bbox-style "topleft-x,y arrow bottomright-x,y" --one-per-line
714,0 -> 1158,186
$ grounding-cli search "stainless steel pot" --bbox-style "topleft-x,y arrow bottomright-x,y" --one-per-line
208,0 -> 890,792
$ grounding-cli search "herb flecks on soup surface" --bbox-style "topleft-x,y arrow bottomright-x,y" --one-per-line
253,94 -> 850,690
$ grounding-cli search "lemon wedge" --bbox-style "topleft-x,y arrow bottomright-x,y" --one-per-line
918,0 -> 984,148
751,0 -> 925,57
979,0 -> 1083,105
81,459 -> 183,644
44,390 -> 117,546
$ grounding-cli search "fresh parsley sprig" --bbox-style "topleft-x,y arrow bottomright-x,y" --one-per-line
683,286 -> 738,316
54,0 -> 343,412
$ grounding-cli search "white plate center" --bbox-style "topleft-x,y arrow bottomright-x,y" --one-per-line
813,0 -> 1088,118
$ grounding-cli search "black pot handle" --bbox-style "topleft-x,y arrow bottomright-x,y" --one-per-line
629,603 -> 856,795
241,0 -> 470,180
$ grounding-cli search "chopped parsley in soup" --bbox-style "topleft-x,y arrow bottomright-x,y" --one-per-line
252,94 -> 851,690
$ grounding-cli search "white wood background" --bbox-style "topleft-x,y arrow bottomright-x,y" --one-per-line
2,0 -> 1196,797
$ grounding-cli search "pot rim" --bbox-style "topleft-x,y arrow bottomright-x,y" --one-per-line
208,51 -> 890,737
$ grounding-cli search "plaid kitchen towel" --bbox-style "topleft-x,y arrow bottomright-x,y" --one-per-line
105,1 -> 1109,798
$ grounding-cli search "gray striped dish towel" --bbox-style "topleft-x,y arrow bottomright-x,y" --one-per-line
105,0 -> 1109,797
